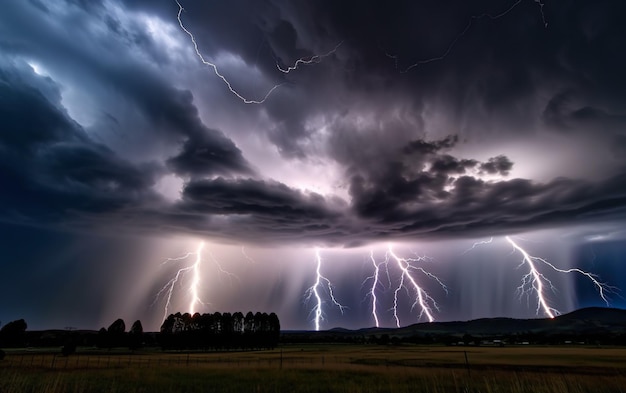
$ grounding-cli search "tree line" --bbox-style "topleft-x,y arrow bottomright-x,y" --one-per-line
160,311 -> 280,350
0,311 -> 280,353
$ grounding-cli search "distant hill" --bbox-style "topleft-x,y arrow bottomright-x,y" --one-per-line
383,307 -> 626,337
281,307 -> 626,344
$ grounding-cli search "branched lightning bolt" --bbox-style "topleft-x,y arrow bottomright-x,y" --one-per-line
154,241 -> 240,321
388,0 -> 548,73
154,241 -> 205,321
506,236 -> 613,318
506,236 -> 558,318
387,245 -> 448,327
304,248 -> 346,331
175,0 -> 281,104
362,249 -> 386,328
176,0 -> 341,104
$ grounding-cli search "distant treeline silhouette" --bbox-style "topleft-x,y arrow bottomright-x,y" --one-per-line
160,311 -> 280,350
0,312 -> 280,352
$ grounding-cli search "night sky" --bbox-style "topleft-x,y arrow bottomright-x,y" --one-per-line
1,0 -> 626,332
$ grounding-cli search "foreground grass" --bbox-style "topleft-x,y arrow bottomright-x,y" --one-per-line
1,345 -> 626,392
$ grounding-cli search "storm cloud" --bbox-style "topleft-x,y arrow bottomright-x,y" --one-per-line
1,0 -> 625,246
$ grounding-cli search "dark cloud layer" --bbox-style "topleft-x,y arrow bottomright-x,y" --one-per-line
1,0 -> 625,246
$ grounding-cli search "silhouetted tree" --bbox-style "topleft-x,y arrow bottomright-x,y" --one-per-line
107,319 -> 126,348
233,312 -> 244,333
96,327 -> 109,349
0,319 -> 27,347
268,312 -> 280,347
129,320 -> 143,350
244,312 -> 255,332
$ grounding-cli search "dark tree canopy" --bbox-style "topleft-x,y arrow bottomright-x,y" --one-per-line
129,320 -> 144,350
0,319 -> 27,334
107,319 -> 126,333
105,318 -> 126,348
0,319 -> 27,347
160,311 -> 280,350
130,320 -> 143,335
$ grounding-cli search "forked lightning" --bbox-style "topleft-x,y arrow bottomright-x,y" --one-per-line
305,248 -> 346,331
506,236 -> 612,318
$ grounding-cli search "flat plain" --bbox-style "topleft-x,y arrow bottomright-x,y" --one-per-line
1,345 -> 626,392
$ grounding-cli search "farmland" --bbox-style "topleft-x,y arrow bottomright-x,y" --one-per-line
1,345 -> 626,392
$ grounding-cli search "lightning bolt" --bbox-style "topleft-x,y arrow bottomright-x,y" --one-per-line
506,236 -> 613,318
387,245 -> 448,326
176,0 -> 341,104
362,249 -> 385,328
240,246 -> 256,264
154,241 -> 241,321
388,0 -> 548,73
462,237 -> 494,255
304,248 -> 346,331
154,241 -> 205,321
175,0 -> 280,104
276,41 -> 344,73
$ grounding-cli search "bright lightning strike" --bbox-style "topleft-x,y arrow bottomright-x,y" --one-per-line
154,241 -> 205,321
506,236 -> 613,319
154,241 -> 242,322
385,245 -> 448,327
304,248 -> 346,331
363,249 -> 384,328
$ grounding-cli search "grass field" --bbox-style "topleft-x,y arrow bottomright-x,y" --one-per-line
1,345 -> 626,392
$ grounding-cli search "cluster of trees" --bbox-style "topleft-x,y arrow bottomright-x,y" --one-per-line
160,311 -> 280,350
0,319 -> 27,348
95,319 -> 144,349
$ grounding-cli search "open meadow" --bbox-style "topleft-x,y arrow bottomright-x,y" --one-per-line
1,345 -> 626,392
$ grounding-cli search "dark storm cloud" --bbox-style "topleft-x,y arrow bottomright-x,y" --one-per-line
258,0 -> 626,142
167,131 -> 253,178
0,0 -> 254,170
0,58 -> 161,223
1,0 -> 626,246
544,90 -> 626,136
430,155 -> 478,175
179,178 -> 344,237
480,156 -> 513,176
345,135 -> 626,242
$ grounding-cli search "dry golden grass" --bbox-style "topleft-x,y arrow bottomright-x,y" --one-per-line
1,345 -> 626,392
